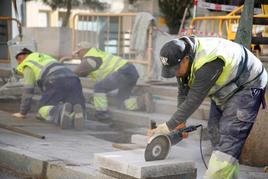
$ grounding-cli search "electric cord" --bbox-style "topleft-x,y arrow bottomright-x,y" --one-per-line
199,125 -> 208,169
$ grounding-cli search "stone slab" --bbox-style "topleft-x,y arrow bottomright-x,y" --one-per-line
94,149 -> 196,179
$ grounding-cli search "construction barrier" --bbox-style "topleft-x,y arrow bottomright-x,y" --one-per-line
197,0 -> 261,13
71,13 -> 153,78
186,5 -> 268,43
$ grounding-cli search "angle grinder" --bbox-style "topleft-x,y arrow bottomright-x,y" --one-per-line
144,120 -> 202,161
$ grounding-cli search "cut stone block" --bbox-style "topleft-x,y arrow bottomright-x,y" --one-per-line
94,149 -> 196,179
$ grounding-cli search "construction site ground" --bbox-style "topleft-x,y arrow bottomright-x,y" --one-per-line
0,78 -> 267,179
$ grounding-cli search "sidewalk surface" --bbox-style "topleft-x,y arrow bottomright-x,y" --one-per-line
0,110 -> 267,179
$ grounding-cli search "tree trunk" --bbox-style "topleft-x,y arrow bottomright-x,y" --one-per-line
62,0 -> 72,27
234,0 -> 254,49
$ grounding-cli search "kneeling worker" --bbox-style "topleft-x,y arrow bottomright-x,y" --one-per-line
73,47 -> 149,120
13,48 -> 86,130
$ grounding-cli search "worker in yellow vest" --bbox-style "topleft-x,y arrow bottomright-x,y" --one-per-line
12,48 -> 86,130
148,36 -> 267,179
73,47 -> 150,120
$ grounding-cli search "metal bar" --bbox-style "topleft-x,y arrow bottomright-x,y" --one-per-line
147,25 -> 153,79
107,16 -> 110,51
211,20 -> 215,35
0,123 -> 45,139
178,7 -> 188,35
85,16 -> 89,45
96,16 -> 99,47
129,16 -> 134,60
117,16 -> 121,55
203,20 -> 207,35
72,12 -> 136,17
71,14 -> 77,51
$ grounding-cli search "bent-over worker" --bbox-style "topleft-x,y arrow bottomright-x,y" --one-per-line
149,36 -> 267,179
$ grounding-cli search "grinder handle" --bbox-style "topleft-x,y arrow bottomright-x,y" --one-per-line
180,124 -> 202,133
150,120 -> 157,129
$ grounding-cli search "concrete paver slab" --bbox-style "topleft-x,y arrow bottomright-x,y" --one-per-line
94,149 -> 196,179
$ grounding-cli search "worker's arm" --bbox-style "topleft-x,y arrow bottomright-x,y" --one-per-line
73,56 -> 102,77
13,67 -> 35,118
176,76 -> 190,107
166,59 -> 224,130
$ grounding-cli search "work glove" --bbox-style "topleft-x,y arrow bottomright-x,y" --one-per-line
147,122 -> 170,139
12,112 -> 25,119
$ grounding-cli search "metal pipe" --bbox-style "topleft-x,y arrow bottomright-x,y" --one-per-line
0,123 -> 45,139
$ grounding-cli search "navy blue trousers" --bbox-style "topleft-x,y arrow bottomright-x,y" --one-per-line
208,88 -> 263,159
93,63 -> 139,105
38,76 -> 85,109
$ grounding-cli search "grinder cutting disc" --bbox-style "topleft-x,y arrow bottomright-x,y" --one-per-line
144,135 -> 171,161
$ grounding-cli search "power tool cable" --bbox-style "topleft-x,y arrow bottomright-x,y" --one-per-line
199,125 -> 208,169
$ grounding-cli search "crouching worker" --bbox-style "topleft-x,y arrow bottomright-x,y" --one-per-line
12,48 -> 86,130
73,47 -> 150,121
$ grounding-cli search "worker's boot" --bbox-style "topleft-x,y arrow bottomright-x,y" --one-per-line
60,103 -> 73,129
137,92 -> 154,113
93,93 -> 111,121
73,104 -> 85,130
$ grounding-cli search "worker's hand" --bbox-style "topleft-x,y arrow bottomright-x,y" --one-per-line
147,123 -> 170,140
12,112 -> 25,119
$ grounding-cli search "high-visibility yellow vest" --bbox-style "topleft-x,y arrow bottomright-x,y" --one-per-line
188,37 -> 264,104
84,48 -> 127,82
16,52 -> 57,80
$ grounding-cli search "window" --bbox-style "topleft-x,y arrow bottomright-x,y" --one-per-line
38,11 -> 49,27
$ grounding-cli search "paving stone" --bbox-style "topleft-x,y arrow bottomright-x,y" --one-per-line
94,149 -> 196,179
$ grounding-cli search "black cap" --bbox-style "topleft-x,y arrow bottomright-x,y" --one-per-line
15,48 -> 32,60
160,39 -> 186,78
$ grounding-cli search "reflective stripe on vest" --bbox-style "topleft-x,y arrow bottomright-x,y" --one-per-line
84,48 -> 127,82
16,53 -> 57,80
189,38 -> 264,104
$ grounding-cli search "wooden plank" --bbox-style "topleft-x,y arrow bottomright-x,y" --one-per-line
112,143 -> 145,150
